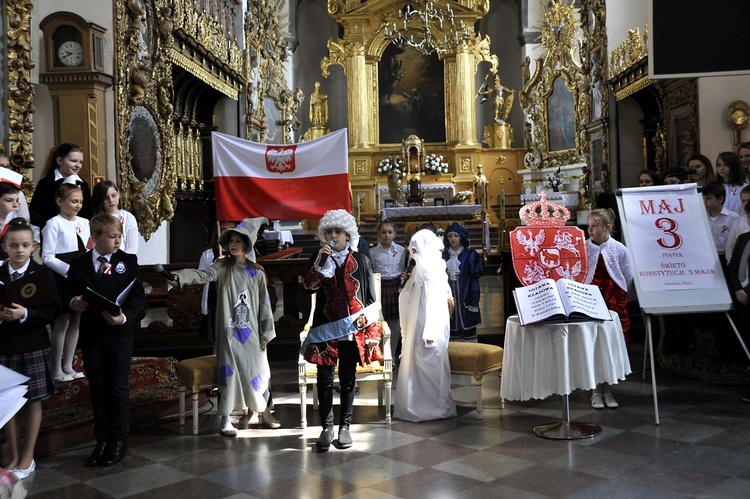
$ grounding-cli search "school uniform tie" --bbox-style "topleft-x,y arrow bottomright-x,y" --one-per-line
97,256 -> 110,277
11,271 -> 21,282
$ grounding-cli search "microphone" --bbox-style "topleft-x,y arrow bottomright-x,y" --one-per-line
399,258 -> 417,289
153,263 -> 175,281
318,240 -> 335,267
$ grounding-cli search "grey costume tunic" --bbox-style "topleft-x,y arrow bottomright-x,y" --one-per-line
177,262 -> 276,415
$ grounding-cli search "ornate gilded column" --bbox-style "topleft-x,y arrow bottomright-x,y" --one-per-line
346,41 -> 370,148
453,39 -> 478,147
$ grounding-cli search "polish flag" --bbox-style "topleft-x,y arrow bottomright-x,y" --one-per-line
212,130 -> 351,220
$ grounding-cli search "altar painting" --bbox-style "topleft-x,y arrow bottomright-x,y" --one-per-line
547,76 -> 576,152
378,44 -> 445,144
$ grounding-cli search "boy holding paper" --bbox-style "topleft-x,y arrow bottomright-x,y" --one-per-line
66,213 -> 145,467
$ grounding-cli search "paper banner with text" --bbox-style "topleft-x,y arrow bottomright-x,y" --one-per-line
621,184 -> 723,292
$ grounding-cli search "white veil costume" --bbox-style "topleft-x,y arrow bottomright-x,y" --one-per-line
394,230 -> 456,422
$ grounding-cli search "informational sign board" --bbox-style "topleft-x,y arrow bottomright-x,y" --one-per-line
617,184 -> 732,315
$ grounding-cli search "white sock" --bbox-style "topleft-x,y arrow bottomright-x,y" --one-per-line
220,416 -> 235,431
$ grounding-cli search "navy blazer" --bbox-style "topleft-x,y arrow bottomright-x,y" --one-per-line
728,231 -> 750,297
0,260 -> 61,355
64,249 -> 146,347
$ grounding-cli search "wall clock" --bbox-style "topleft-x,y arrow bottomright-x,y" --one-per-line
57,40 -> 84,67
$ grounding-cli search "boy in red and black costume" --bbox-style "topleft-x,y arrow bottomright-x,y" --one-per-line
301,209 -> 382,451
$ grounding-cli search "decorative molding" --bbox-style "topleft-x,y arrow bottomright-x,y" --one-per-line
114,0 -> 176,240
172,0 -> 243,76
39,72 -> 115,86
609,26 -> 648,79
519,0 -> 586,170
168,48 -> 240,99
245,0 -> 303,144
5,0 -> 36,181
614,76 -> 654,101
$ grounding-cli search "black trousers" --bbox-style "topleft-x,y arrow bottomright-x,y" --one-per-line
317,340 -> 358,428
81,336 -> 133,444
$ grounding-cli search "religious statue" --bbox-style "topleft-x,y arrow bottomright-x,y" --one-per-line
477,75 -> 515,123
309,81 -> 328,127
473,165 -> 489,214
652,130 -> 666,171
519,56 -> 531,84
387,167 -> 404,207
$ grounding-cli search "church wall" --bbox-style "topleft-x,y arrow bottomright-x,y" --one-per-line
215,96 -> 239,137
697,75 -> 750,161
617,98 -> 647,189
606,0 -> 648,59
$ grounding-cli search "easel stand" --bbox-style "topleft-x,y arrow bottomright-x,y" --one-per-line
641,311 -> 750,425
533,394 -> 601,440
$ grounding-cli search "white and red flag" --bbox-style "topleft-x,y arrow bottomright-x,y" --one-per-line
212,129 -> 351,220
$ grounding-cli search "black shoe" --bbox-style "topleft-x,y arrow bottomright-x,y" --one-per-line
337,427 -> 352,449
316,427 -> 334,451
101,440 -> 127,466
85,441 -> 108,467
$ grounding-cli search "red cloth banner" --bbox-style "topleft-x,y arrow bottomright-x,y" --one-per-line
212,130 -> 351,220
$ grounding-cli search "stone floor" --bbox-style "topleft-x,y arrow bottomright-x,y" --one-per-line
16,276 -> 750,498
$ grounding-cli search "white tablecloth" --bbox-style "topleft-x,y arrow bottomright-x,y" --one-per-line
500,313 -> 631,401
381,204 -> 481,221
262,230 -> 294,246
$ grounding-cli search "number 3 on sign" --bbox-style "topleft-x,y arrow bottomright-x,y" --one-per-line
655,217 -> 682,249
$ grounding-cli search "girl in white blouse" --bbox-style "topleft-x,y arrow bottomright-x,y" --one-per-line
42,182 -> 90,382
92,180 -> 139,254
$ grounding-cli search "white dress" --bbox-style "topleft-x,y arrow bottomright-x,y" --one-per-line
395,230 -> 456,422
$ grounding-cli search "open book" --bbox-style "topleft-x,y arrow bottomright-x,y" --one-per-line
513,278 -> 612,326
82,278 -> 137,316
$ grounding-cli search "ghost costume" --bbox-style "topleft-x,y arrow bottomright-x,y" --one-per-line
395,230 -> 456,422
176,217 -> 276,416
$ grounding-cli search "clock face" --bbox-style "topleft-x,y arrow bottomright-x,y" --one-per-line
58,40 -> 84,67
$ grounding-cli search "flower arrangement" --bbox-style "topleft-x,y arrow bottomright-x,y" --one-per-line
377,155 -> 403,174
424,154 -> 449,174
545,167 -> 564,191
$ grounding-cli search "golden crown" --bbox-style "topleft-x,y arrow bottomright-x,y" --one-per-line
518,192 -> 570,227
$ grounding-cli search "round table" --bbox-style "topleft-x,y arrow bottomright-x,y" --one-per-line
500,313 -> 631,439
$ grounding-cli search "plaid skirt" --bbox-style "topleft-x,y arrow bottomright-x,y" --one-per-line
0,348 -> 56,401
381,277 -> 400,321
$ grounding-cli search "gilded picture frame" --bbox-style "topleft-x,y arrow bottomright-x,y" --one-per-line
114,0 -> 176,240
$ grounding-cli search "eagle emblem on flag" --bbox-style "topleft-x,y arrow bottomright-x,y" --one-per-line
265,145 -> 297,173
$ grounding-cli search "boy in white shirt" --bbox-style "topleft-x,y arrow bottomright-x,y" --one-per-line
370,221 -> 405,362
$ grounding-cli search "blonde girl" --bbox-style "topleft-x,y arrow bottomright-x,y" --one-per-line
42,182 -> 90,382
584,209 -> 633,409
